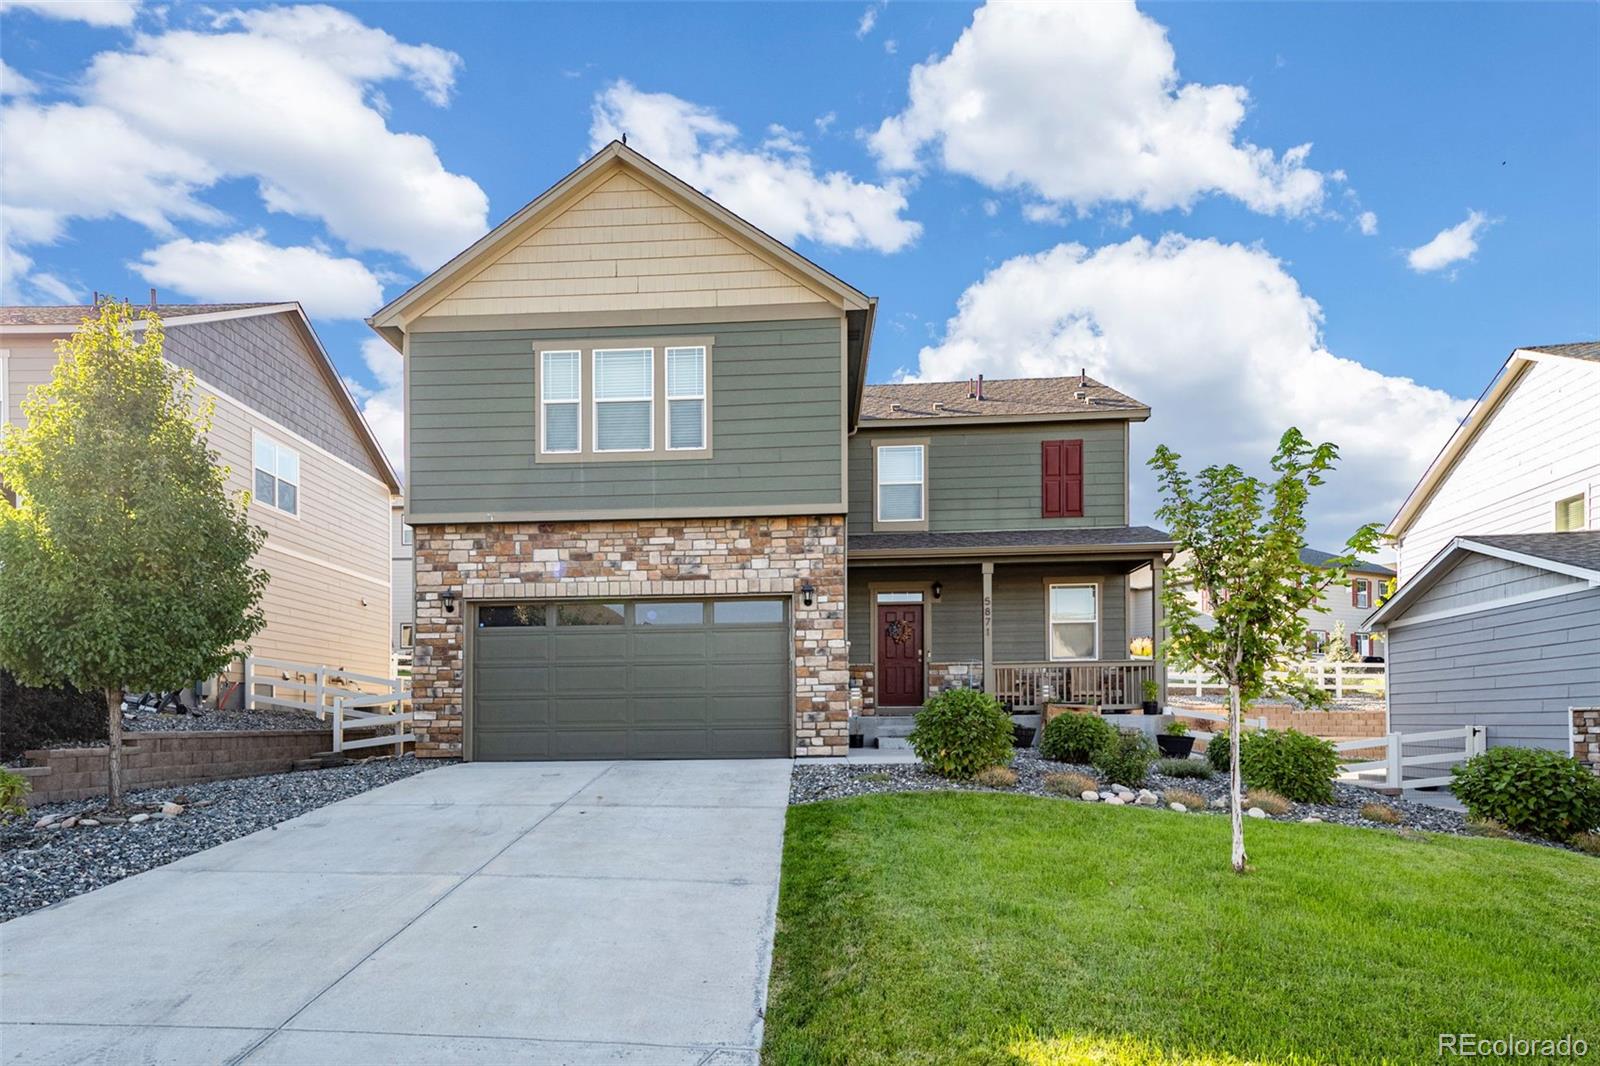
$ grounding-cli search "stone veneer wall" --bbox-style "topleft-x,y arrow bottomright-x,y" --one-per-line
850,664 -> 876,715
412,516 -> 848,757
1574,708 -> 1600,774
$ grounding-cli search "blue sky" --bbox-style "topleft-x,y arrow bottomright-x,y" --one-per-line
2,0 -> 1596,545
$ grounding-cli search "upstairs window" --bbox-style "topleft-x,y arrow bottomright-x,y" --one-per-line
666,346 -> 706,450
1041,439 -> 1084,518
1555,494 -> 1585,532
540,350 -> 581,454
593,348 -> 653,452
253,433 -> 300,516
1048,583 -> 1098,660
1352,579 -> 1371,610
876,444 -> 925,524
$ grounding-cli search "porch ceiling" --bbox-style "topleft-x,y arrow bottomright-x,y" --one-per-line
847,525 -> 1172,563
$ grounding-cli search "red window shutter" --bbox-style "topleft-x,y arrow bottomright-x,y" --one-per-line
1351,580 -> 1361,606
1042,439 -> 1083,518
1350,632 -> 1360,653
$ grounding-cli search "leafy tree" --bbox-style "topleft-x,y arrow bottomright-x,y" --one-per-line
0,303 -> 267,807
1149,428 -> 1378,872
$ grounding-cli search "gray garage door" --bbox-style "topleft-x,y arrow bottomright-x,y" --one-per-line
470,598 -> 792,760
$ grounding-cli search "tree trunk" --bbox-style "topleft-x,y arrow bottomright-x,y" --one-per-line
104,687 -> 125,809
1229,682 -> 1247,873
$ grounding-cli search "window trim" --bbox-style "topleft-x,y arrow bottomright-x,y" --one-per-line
251,429 -> 301,519
533,337 -> 714,463
1352,579 -> 1371,610
538,349 -> 582,455
665,345 -> 708,452
399,622 -> 414,648
1555,492 -> 1586,532
1045,579 -> 1101,662
592,347 -> 654,454
871,437 -> 929,532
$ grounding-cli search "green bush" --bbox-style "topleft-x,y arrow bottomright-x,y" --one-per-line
1205,731 -> 1232,773
1155,757 -> 1213,780
1092,730 -> 1155,788
1238,729 -> 1340,804
908,689 -> 1015,780
0,768 -> 30,820
1450,747 -> 1600,841
1039,712 -> 1115,764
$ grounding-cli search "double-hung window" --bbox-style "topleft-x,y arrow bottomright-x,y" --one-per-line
666,346 -> 707,450
593,348 -> 653,452
876,444 -> 925,524
1047,583 -> 1098,660
540,350 -> 581,454
1352,579 -> 1371,610
253,433 -> 300,516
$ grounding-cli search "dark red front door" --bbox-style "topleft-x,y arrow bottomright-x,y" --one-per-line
877,603 -> 925,708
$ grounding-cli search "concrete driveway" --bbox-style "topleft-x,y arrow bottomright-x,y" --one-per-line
0,759 -> 792,1065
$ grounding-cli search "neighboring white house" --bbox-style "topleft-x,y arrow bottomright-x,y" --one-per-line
1387,342 -> 1599,583
1129,548 -> 1394,657
392,498 -> 414,655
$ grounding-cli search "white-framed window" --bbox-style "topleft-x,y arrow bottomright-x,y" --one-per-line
1555,493 -> 1586,532
401,525 -> 413,546
1047,583 -> 1099,661
665,345 -> 707,450
593,348 -> 653,452
399,623 -> 414,648
1353,579 -> 1371,610
876,444 -> 925,523
540,350 -> 581,454
252,432 -> 300,516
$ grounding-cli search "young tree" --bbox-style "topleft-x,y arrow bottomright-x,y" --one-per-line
0,303 -> 267,807
1326,621 -> 1360,663
1149,428 -> 1379,872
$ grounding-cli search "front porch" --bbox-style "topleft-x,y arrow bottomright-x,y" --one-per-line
845,527 -> 1173,720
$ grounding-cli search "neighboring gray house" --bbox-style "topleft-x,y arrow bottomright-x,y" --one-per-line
1367,533 -> 1600,763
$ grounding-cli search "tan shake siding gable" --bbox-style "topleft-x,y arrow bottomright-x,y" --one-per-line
411,515 -> 848,757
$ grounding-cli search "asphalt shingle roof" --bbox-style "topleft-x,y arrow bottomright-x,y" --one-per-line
860,376 -> 1147,421
0,303 -> 282,327
1299,547 -> 1395,577
1522,341 -> 1600,362
849,525 -> 1172,553
1463,531 -> 1600,575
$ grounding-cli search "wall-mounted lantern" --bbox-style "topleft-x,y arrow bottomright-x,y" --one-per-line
441,588 -> 457,614
931,581 -> 943,601
800,581 -> 816,608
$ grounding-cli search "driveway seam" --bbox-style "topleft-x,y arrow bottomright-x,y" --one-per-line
223,761 -> 620,1066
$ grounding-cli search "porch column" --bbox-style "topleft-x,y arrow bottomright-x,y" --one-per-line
1151,556 -> 1167,708
981,562 -> 995,692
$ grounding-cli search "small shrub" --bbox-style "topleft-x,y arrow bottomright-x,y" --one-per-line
1450,747 -> 1600,841
1164,718 -> 1189,737
975,766 -> 1018,788
0,768 -> 30,820
1204,731 -> 1231,773
1464,816 -> 1511,839
1043,771 -> 1097,796
1140,678 -> 1159,702
1039,712 -> 1115,764
1570,831 -> 1600,857
907,689 -> 1015,780
1244,789 -> 1291,816
1155,757 -> 1213,780
1238,729 -> 1340,804
1360,802 -> 1403,825
1163,787 -> 1206,810
1092,730 -> 1155,788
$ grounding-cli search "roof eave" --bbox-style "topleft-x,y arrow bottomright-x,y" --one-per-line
848,540 -> 1174,561
1368,534 -> 1600,627
857,406 -> 1152,430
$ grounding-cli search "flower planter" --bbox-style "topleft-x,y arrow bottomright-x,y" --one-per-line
1157,734 -> 1195,758
1141,700 -> 1160,715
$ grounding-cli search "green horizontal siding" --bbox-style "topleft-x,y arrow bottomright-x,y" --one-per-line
846,565 -> 984,664
409,318 -> 842,515
992,565 -> 1128,662
848,422 -> 1126,534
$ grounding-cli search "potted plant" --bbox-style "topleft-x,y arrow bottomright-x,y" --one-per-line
1157,717 -> 1195,758
1140,679 -> 1160,715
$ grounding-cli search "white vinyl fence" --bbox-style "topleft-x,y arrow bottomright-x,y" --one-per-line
243,656 -> 413,756
1168,660 -> 1386,700
1334,725 -> 1487,791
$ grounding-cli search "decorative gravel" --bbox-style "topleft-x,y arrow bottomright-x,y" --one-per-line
791,750 -> 1579,851
0,755 -> 447,922
120,705 -> 325,733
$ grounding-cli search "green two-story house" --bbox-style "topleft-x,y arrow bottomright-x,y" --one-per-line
370,141 -> 1171,761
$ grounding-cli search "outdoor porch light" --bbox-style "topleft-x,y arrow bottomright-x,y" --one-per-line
441,588 -> 457,614
932,580 -> 943,600
800,581 -> 815,607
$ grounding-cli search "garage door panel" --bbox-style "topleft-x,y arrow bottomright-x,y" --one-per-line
471,598 -> 790,760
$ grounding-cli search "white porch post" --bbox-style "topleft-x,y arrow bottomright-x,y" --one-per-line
981,562 -> 995,692
1151,556 -> 1167,708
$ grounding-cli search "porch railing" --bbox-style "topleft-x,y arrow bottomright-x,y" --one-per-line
992,660 -> 1155,711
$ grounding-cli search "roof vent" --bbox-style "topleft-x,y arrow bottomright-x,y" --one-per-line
1079,367 -> 1088,387
932,401 -> 944,411
1073,390 -> 1088,401
889,402 -> 902,412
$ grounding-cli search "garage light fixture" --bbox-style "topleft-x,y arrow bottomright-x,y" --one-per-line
441,588 -> 457,614
800,581 -> 815,608
932,581 -> 943,601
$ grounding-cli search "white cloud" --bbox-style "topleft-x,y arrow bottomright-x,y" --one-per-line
1407,210 -> 1490,274
981,199 -> 999,218
883,38 -> 897,55
1357,210 -> 1378,236
590,80 -> 921,253
347,336 -> 404,473
906,234 -> 1470,542
1,60 -> 38,97
131,232 -> 384,319
856,2 -> 882,39
870,1 -> 1329,219
0,1 -> 138,27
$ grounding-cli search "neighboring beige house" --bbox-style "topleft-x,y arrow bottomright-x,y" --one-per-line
393,498 -> 415,655
1386,342 -> 1599,583
0,301 -> 401,689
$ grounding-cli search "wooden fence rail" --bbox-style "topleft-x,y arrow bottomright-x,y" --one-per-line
1167,660 -> 1386,699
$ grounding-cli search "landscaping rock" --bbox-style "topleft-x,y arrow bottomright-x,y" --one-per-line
1302,816 -> 1323,823
1104,795 -> 1126,806
128,813 -> 151,824
1170,802 -> 1188,813
1134,793 -> 1158,807
159,802 -> 184,816
1081,790 -> 1099,802
1247,806 -> 1268,819
58,816 -> 78,829
33,816 -> 54,830
76,819 -> 99,827
1210,797 -> 1228,810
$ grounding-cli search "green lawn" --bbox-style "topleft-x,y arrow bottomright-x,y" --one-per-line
763,793 -> 1600,1066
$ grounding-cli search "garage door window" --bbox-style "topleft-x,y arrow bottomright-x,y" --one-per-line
479,605 -> 547,627
558,602 -> 625,626
637,602 -> 704,625
713,600 -> 785,624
